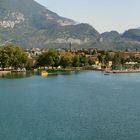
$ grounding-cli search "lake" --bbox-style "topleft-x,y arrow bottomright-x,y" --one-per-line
0,71 -> 140,140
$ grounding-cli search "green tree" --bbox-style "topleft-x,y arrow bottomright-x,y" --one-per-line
36,52 -> 47,67
80,56 -> 88,66
97,54 -> 105,64
88,57 -> 95,65
60,52 -> 73,68
72,55 -> 80,67
0,47 -> 9,70
46,49 -> 59,67
112,53 -> 123,69
0,44 -> 28,70
37,49 -> 59,68
11,46 -> 28,69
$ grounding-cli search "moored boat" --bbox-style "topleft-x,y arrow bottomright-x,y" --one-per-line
41,71 -> 48,76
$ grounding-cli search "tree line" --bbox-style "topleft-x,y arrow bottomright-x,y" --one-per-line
0,44 -> 28,70
0,44 -> 96,70
36,49 -> 96,69
1,43 -> 140,71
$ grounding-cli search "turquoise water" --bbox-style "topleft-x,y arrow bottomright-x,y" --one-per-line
0,71 -> 140,140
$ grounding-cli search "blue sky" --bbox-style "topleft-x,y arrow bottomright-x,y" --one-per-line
35,0 -> 140,33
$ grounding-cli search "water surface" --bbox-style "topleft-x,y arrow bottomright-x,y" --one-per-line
0,71 -> 140,140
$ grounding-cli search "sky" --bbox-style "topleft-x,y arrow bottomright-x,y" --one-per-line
35,0 -> 140,33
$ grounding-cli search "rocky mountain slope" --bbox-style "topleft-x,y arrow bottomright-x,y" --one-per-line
0,0 -> 140,50
0,0 -> 100,48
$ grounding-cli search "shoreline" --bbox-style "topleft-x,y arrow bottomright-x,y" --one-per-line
1,68 -> 140,74
104,69 -> 140,74
0,71 -> 11,75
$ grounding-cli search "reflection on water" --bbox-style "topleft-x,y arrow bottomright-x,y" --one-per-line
0,70 -> 81,79
0,72 -> 36,79
47,70 -> 80,77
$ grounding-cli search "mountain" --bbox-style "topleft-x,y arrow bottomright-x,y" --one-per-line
1,0 -> 140,50
122,29 -> 140,42
0,0 -> 100,48
98,30 -> 140,50
101,31 -> 120,40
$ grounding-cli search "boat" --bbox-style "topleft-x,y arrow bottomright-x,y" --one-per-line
41,71 -> 49,76
104,73 -> 110,75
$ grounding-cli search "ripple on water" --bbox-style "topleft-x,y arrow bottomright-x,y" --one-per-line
0,71 -> 140,140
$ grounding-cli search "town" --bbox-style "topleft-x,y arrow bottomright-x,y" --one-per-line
1,43 -> 140,73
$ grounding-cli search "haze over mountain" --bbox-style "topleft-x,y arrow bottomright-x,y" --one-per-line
0,0 -> 140,50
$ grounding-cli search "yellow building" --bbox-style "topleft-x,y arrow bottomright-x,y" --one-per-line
95,61 -> 101,66
108,61 -> 113,68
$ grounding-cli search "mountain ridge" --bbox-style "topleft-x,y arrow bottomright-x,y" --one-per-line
0,0 -> 140,50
